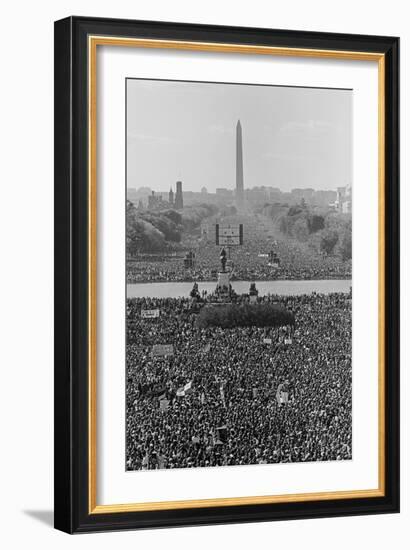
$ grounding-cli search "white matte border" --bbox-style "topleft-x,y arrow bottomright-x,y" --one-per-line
96,45 -> 379,505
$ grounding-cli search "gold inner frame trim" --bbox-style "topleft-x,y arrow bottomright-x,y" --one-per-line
88,35 -> 386,514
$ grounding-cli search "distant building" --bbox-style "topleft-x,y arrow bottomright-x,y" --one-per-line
201,186 -> 208,194
127,186 -> 152,206
216,188 -> 233,197
148,190 -> 169,210
291,188 -> 315,204
175,180 -> 184,210
148,191 -> 158,209
314,190 -> 337,207
168,187 -> 174,206
245,186 -> 270,206
335,184 -> 352,213
127,187 -> 139,204
269,188 -> 282,202
182,191 -> 225,207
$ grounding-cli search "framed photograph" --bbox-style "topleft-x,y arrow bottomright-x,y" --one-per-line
54,16 -> 399,533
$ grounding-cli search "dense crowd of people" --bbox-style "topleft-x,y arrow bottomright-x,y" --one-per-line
127,215 -> 351,283
126,291 -> 352,470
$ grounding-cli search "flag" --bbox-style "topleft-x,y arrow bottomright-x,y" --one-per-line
176,380 -> 193,397
184,380 -> 193,395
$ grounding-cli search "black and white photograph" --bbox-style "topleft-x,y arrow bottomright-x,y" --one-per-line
50,12 -> 400,536
125,79 -> 353,471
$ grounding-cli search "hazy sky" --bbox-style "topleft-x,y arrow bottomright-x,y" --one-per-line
127,79 -> 352,193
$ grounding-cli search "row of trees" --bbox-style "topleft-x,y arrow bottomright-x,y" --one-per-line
269,202 -> 352,260
180,204 -> 218,232
127,201 -> 218,255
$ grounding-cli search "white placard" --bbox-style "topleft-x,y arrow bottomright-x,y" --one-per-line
141,308 -> 160,318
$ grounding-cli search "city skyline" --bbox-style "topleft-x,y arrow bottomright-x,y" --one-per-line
128,182 -> 342,195
127,79 -> 352,194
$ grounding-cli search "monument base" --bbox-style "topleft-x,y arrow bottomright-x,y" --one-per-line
217,271 -> 230,289
215,271 -> 231,302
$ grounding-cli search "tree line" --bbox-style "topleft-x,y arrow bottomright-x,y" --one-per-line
127,201 -> 218,255
263,201 -> 352,260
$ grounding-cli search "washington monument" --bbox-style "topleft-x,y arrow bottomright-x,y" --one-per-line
236,119 -> 244,206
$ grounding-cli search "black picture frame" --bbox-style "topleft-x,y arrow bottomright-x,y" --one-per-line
54,15 -> 399,534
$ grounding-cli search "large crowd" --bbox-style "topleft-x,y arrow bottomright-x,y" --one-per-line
127,215 -> 351,283
126,291 -> 352,470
